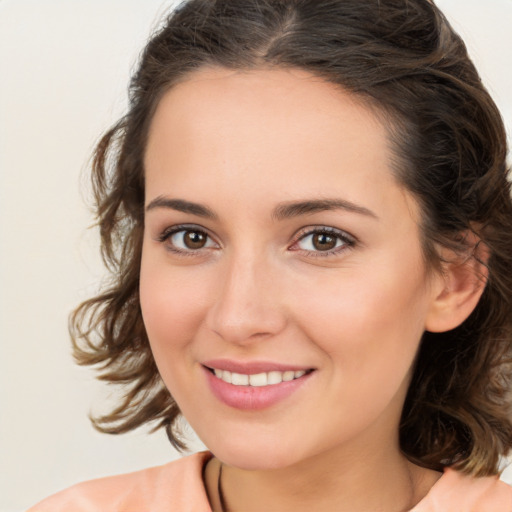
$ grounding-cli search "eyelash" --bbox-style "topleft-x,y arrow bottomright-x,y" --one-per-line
291,226 -> 355,258
156,224 -> 213,258
156,224 -> 356,258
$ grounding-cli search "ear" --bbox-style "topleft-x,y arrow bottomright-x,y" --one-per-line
425,235 -> 489,333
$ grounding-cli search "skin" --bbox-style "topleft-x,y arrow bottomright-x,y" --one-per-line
140,67 -> 482,511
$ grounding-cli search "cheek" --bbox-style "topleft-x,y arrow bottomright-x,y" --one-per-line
139,251 -> 211,367
287,270 -> 429,435
290,260 -> 430,375
139,253 -> 218,412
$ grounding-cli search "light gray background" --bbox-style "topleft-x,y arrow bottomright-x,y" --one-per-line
1,1 -> 511,511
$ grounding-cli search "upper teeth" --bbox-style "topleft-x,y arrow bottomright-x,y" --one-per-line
213,369 -> 307,386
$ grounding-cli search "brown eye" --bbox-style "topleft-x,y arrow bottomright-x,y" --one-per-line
161,227 -> 216,253
183,230 -> 207,249
294,227 -> 353,256
312,233 -> 337,251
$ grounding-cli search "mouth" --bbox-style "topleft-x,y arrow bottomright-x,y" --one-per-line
205,366 -> 314,387
202,361 -> 316,410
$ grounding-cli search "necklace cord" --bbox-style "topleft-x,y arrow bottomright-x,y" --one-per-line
218,462 -> 227,512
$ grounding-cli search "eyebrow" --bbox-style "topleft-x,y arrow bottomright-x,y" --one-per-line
271,198 -> 378,221
145,196 -> 378,221
146,196 -> 218,219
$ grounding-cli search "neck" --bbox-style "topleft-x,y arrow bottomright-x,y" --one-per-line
205,439 -> 440,512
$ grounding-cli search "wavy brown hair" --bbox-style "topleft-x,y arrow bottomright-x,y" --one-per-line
71,0 -> 512,475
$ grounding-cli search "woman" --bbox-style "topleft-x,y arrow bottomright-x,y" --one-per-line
29,0 -> 512,510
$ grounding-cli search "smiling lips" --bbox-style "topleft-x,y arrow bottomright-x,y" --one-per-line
203,361 -> 314,410
212,368 -> 308,386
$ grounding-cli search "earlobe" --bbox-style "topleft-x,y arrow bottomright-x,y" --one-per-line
425,238 -> 489,333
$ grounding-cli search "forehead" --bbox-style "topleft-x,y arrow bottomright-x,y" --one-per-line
144,66 -> 418,224
146,67 -> 385,155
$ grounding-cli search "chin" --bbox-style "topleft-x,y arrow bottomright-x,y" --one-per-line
217,450 -> 295,471
207,436 -> 307,471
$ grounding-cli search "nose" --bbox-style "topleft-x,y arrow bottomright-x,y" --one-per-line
205,251 -> 287,345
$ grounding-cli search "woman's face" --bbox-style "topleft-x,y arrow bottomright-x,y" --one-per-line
140,67 -> 441,470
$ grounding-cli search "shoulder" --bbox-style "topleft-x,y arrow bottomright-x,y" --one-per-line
26,451 -> 213,512
413,467 -> 512,512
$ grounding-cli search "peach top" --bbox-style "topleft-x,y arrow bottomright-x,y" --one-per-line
27,451 -> 512,511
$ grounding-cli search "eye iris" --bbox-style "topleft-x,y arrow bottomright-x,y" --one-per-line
184,231 -> 206,249
313,233 -> 337,251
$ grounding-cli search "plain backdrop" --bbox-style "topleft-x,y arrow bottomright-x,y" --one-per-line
1,1 -> 511,511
